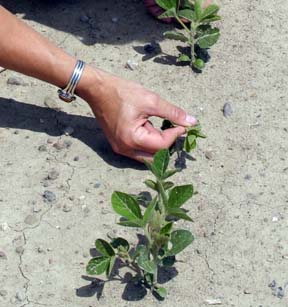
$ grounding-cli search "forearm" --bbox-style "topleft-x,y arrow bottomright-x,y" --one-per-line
0,5 -> 100,98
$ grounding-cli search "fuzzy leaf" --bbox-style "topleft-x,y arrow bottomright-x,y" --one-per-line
156,0 -> 177,10
95,239 -> 115,257
168,185 -> 193,208
134,245 -> 156,274
201,4 -> 220,20
86,256 -> 110,275
160,222 -> 173,235
163,181 -> 174,190
177,54 -> 191,62
167,208 -> 193,222
193,58 -> 205,70
194,0 -> 203,20
158,7 -> 176,19
178,9 -> 195,22
153,149 -> 170,179
117,219 -> 143,227
106,255 -> 116,277
163,168 -> 180,179
197,28 -> 220,48
143,198 -> 157,225
144,179 -> 157,191
201,14 -> 221,23
165,229 -> 194,256
110,237 -> 130,252
163,31 -> 188,43
154,287 -> 167,298
111,191 -> 142,221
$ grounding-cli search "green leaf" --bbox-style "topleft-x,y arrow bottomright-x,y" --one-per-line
134,245 -> 156,274
178,9 -> 195,22
194,0 -> 203,20
193,58 -> 205,70
201,4 -> 219,20
95,239 -> 115,257
154,287 -> 167,298
167,208 -> 193,222
165,229 -> 194,256
168,185 -> 193,208
197,28 -> 220,48
155,0 -> 177,10
163,181 -> 174,190
181,0 -> 193,9
144,179 -> 157,191
163,31 -> 188,43
144,160 -> 160,178
111,191 -> 142,221
158,7 -> 177,19
153,149 -> 170,179
160,222 -> 173,235
163,168 -> 180,179
110,237 -> 130,252
106,255 -> 116,277
201,14 -> 221,24
143,197 -> 157,225
117,219 -> 143,227
86,256 -> 110,275
177,54 -> 191,62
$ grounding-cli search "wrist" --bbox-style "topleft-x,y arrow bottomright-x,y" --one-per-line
75,64 -> 105,106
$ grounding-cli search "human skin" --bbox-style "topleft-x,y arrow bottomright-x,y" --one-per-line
0,6 -> 197,162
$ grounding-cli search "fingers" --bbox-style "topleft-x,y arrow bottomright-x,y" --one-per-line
150,96 -> 197,127
133,124 -> 186,153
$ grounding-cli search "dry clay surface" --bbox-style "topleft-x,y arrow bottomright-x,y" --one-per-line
0,0 -> 287,306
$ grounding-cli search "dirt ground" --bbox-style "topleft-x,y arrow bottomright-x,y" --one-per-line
0,0 -> 288,306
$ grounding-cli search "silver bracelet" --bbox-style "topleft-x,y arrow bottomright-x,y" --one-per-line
58,60 -> 85,103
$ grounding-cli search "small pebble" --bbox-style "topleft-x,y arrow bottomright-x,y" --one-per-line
43,96 -> 61,111
15,246 -> 24,255
243,289 -> 251,294
82,252 -> 89,258
63,126 -> 74,136
101,208 -> 110,215
205,298 -> 222,305
37,247 -> 45,254
62,204 -> 72,212
272,216 -> 279,222
7,77 -> 27,86
24,214 -> 38,226
125,59 -> 138,71
38,145 -> 47,152
78,195 -> 85,201
43,190 -> 56,203
53,139 -> 72,150
94,182 -> 101,188
268,280 -> 277,289
47,170 -> 59,180
15,291 -> 26,302
0,222 -> 9,231
80,15 -> 89,22
0,289 -> 8,297
111,17 -> 118,23
244,174 -> 252,180
204,150 -> 213,160
223,103 -> 233,118
275,287 -> 285,298
0,251 -> 7,260
73,156 -> 79,161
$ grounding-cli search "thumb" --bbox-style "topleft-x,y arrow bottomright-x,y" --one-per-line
152,98 -> 197,127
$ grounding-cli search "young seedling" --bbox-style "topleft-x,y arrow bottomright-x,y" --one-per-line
86,134 -> 205,299
155,0 -> 221,71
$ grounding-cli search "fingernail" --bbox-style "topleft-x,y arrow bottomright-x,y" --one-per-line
186,115 -> 197,125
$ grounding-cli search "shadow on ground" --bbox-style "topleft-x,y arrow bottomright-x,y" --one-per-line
1,0 -> 171,46
0,97 -> 145,169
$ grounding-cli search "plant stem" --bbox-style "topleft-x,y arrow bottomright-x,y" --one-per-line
174,14 -> 190,34
157,179 -> 168,215
190,22 -> 197,65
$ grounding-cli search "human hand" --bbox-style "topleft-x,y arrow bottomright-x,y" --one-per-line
78,66 -> 197,162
